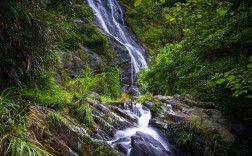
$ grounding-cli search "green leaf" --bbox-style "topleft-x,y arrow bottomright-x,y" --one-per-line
249,55 -> 252,62
170,18 -> 176,22
227,75 -> 235,81
247,63 -> 252,69
197,14 -> 202,18
163,7 -> 170,13
134,0 -> 142,7
177,5 -> 182,11
160,0 -> 166,3
217,9 -> 227,15
165,14 -> 172,20
246,95 -> 252,99
216,79 -> 225,84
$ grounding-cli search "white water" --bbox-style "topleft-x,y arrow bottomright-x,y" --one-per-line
113,103 -> 169,154
86,0 -> 148,85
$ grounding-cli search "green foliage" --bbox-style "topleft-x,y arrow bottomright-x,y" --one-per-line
135,92 -> 154,102
81,138 -> 117,156
98,96 -> 115,102
20,71 -> 72,110
0,89 -> 52,156
46,112 -> 64,127
171,117 -> 240,155
214,55 -> 252,98
150,100 -> 162,117
94,145 -> 116,156
0,0 -> 93,89
76,103 -> 94,128
0,137 -> 52,156
189,115 -> 208,133
175,130 -> 192,144
120,0 -> 182,56
96,67 -> 120,98
138,0 -> 252,121
79,23 -> 110,53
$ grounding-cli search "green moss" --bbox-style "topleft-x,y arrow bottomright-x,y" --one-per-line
78,48 -> 89,61
81,138 -> 117,156
150,99 -> 162,117
99,96 -> 115,102
79,23 -> 110,53
46,112 -> 65,127
94,145 -> 116,156
135,92 -> 154,102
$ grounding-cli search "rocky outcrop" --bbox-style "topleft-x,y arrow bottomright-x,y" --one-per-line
63,51 -> 86,77
80,46 -> 102,71
109,105 -> 138,124
62,47 -> 102,77
21,93 -> 236,156
109,37 -> 140,96
26,105 -> 122,156
148,95 -> 235,155
130,131 -> 171,156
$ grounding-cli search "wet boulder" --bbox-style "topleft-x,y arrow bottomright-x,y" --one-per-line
130,131 -> 171,156
113,143 -> 130,155
109,106 -> 138,124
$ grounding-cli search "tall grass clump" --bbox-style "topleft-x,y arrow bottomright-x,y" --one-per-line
0,89 -> 52,156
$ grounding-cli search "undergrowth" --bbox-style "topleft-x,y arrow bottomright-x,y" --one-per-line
0,89 -> 52,156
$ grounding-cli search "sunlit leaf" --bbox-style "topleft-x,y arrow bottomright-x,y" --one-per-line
217,9 -> 227,15
197,14 -> 202,18
165,14 -> 172,20
227,75 -> 235,81
134,0 -> 142,7
247,63 -> 252,69
177,5 -> 182,11
160,0 -> 165,3
249,55 -> 252,62
216,79 -> 225,84
163,7 -> 170,12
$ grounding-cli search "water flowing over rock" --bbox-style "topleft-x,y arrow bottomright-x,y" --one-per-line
86,0 -> 148,95
108,102 -> 173,155
130,131 -> 171,156
22,92 -> 236,156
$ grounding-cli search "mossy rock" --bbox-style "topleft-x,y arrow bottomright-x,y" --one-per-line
81,138 -> 118,156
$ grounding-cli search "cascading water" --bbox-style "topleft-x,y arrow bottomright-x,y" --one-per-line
86,1 -> 171,155
110,103 -> 170,155
86,0 -> 148,94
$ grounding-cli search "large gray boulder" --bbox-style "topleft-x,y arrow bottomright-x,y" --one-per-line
130,131 -> 171,156
63,47 -> 102,77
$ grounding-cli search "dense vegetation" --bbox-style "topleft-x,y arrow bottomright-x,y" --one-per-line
120,0 -> 252,120
0,0 -> 251,155
0,0 -> 120,155
121,1 -> 252,154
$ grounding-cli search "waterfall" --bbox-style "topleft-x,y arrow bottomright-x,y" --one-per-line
111,103 -> 169,155
86,0 -> 148,94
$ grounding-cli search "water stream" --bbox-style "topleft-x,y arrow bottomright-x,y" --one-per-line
112,103 -> 169,155
86,1 -> 169,155
86,0 -> 148,91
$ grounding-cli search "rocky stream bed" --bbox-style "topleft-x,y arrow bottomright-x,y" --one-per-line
23,94 -> 239,156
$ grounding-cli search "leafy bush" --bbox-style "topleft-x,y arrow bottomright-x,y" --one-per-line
135,92 -> 153,102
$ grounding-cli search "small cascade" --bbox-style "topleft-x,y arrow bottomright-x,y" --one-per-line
110,103 -> 170,155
